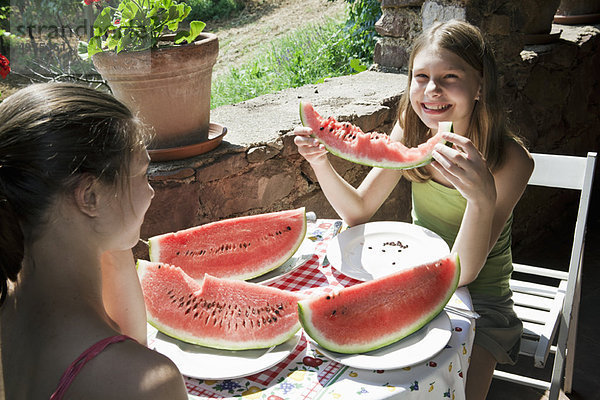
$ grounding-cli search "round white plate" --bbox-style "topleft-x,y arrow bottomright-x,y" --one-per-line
148,327 -> 302,380
327,221 -> 450,281
248,253 -> 312,285
310,311 -> 452,370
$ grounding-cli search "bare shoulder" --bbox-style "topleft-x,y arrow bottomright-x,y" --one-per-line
68,338 -> 188,400
493,138 -> 534,207
497,138 -> 534,179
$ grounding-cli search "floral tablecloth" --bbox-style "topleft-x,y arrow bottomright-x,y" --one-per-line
148,219 -> 475,400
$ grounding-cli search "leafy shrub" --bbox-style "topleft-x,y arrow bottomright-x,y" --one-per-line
337,0 -> 381,64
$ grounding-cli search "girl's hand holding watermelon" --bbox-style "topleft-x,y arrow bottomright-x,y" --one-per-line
293,126 -> 329,166
293,20 -> 534,400
431,131 -> 497,208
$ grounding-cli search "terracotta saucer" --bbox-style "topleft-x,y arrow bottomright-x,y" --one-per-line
148,123 -> 227,162
554,13 -> 600,25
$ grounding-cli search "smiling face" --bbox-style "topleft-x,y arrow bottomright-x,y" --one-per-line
409,44 -> 482,135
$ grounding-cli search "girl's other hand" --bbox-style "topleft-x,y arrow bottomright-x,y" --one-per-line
431,132 -> 496,207
293,126 -> 329,166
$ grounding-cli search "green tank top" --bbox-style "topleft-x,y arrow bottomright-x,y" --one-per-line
411,180 -> 513,297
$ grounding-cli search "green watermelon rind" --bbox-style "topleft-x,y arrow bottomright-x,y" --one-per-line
137,260 -> 303,350
297,253 -> 460,354
147,317 -> 301,351
299,102 -> 452,170
147,208 -> 308,281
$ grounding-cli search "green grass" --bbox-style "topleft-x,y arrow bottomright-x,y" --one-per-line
211,18 -> 369,109
184,0 -> 244,21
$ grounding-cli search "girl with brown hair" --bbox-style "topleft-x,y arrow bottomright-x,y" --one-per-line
0,83 -> 188,399
294,20 -> 534,399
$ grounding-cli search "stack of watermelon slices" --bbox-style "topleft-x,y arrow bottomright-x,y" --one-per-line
138,201 -> 461,355
138,208 -> 308,350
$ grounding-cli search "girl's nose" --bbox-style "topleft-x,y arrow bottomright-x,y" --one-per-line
425,79 -> 441,96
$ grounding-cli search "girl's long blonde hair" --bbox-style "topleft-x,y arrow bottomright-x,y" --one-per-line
398,20 -> 520,182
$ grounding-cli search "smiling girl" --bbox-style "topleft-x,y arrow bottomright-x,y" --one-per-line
294,20 -> 534,399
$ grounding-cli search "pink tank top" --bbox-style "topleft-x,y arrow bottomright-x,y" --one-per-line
50,335 -> 136,400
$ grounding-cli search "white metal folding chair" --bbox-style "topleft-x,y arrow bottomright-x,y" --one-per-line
492,152 -> 596,399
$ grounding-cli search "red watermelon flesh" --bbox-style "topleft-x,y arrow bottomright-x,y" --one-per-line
299,102 -> 451,169
298,253 -> 460,354
148,208 -> 307,281
137,260 -> 304,350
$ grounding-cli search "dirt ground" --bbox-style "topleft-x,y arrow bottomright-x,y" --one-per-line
0,0 -> 346,99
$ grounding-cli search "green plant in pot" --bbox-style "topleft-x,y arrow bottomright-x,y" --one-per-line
84,0 -> 220,157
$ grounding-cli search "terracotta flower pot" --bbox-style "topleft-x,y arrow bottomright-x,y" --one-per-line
520,0 -> 561,44
554,0 -> 600,24
521,0 -> 560,34
93,32 -> 219,151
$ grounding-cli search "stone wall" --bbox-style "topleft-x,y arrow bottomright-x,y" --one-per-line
136,21 -> 600,260
136,71 -> 411,258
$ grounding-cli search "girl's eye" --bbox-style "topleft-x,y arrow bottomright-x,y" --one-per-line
414,73 -> 428,79
444,74 -> 459,79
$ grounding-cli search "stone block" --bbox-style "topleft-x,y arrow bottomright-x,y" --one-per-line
482,14 -> 511,35
200,160 -> 296,218
422,0 -> 467,30
374,38 -> 411,70
196,152 -> 249,182
523,64 -> 568,109
141,181 -> 202,238
246,145 -> 280,163
353,106 -> 393,133
148,167 -> 196,182
376,7 -> 423,38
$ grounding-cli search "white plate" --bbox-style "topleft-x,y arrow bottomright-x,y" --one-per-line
248,253 -> 312,285
148,326 -> 302,380
326,221 -> 450,281
310,311 -> 452,370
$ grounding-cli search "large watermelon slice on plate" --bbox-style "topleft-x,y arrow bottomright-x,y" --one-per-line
137,260 -> 304,350
148,208 -> 307,281
298,253 -> 460,354
299,102 -> 451,169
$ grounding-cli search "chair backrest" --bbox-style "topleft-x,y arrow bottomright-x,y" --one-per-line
528,152 -> 594,190
528,152 -> 596,273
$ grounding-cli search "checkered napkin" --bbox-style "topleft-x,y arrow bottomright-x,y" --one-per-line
245,333 -> 308,385
265,254 -> 329,292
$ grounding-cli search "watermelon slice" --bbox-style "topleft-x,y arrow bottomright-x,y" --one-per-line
148,208 -> 307,281
299,102 -> 452,169
137,260 -> 304,350
298,253 -> 460,354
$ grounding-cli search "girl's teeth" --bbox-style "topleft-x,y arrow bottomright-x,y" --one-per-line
425,104 -> 450,110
